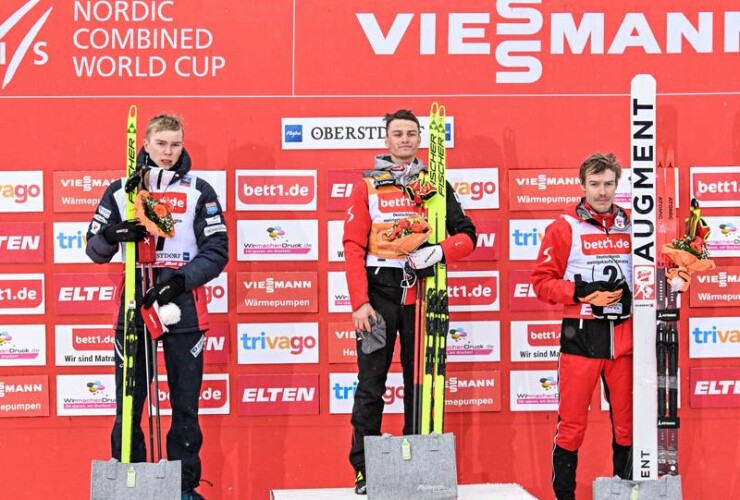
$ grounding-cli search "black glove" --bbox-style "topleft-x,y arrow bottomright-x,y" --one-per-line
102,220 -> 147,244
574,275 -> 624,306
143,275 -> 185,308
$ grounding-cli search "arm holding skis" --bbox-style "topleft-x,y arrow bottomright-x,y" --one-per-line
439,181 -> 476,262
86,181 -> 141,263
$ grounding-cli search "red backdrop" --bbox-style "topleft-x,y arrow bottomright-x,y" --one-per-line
0,1 -> 738,499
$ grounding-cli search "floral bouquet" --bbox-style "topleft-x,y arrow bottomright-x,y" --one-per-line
376,215 -> 430,256
135,190 -> 176,238
661,198 -> 715,292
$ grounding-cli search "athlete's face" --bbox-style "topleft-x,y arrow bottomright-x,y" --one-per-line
144,129 -> 183,169
582,169 -> 617,214
385,119 -> 421,164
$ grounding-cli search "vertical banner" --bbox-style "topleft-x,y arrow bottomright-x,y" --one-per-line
630,74 -> 658,481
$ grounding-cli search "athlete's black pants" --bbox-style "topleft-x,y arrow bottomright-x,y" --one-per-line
349,267 -> 417,473
111,327 -> 205,491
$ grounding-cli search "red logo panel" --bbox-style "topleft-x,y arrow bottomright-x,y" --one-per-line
527,323 -> 561,346
204,323 -> 229,365
327,170 -> 363,212
55,273 -> 120,315
158,376 -> 228,412
509,169 -> 582,211
71,327 -> 114,351
53,170 -> 119,213
690,267 -> 740,308
0,375 -> 49,417
691,170 -> 740,206
238,374 -> 319,416
448,272 -> 499,311
0,223 -> 44,263
0,275 -> 44,311
690,367 -> 740,409
445,370 -> 501,413
236,272 -> 318,313
461,219 -> 500,261
508,270 -> 562,312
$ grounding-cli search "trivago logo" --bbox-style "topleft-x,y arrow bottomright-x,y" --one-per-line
53,222 -> 91,264
0,274 -> 44,314
447,168 -> 499,210
689,317 -> 740,359
238,373 -> 318,416
0,222 -> 44,263
0,2 -> 53,90
0,171 -> 43,212
204,273 -> 228,314
235,170 -> 317,211
237,323 -> 319,365
509,219 -> 553,261
329,372 -> 404,414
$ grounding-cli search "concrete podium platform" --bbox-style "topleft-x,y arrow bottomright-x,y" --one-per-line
271,483 -> 539,499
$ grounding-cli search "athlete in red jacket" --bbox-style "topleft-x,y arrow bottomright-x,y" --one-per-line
532,153 -> 633,500
343,109 -> 476,494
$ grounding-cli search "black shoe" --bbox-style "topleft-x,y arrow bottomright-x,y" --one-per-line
354,469 -> 367,495
182,489 -> 206,500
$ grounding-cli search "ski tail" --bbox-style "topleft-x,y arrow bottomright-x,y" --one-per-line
121,105 -> 138,463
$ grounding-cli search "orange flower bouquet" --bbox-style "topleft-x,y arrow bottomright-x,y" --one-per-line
661,198 -> 715,292
135,190 -> 176,238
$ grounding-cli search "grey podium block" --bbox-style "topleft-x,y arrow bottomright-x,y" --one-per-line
90,458 -> 181,500
271,483 -> 539,500
365,433 -> 458,500
593,475 -> 682,499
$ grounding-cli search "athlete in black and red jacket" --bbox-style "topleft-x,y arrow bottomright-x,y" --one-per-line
532,153 -> 633,500
343,109 -> 476,494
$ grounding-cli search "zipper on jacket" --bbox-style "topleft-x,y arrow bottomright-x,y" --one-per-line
610,321 -> 615,359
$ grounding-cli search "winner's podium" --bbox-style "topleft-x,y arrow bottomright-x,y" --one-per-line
271,483 -> 539,499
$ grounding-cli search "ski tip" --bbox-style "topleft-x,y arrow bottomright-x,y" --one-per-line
666,147 -> 675,168
129,105 -> 137,118
430,102 -> 439,115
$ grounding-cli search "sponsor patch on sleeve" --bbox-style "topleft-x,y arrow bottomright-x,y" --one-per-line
191,334 -> 205,357
180,175 -> 192,187
93,213 -> 107,223
205,202 -> 218,215
90,221 -> 101,234
204,224 -> 227,237
205,215 -> 222,225
97,206 -> 112,218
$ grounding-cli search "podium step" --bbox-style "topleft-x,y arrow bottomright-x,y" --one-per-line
271,483 -> 538,499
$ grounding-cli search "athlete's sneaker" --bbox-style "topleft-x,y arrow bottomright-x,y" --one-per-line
354,469 -> 367,495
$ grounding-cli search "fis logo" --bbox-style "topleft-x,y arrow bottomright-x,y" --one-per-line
0,1 -> 53,90
284,124 -> 303,143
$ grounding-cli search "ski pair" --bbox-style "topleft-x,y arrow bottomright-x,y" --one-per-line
121,105 -> 164,464
412,102 -> 449,435
655,148 -> 680,476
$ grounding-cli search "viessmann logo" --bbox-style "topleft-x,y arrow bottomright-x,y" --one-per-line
356,3 -> 740,84
0,1 -> 53,90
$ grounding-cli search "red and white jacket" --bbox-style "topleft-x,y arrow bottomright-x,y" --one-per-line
532,199 -> 633,359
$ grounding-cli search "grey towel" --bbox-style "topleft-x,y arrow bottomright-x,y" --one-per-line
359,313 -> 387,354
